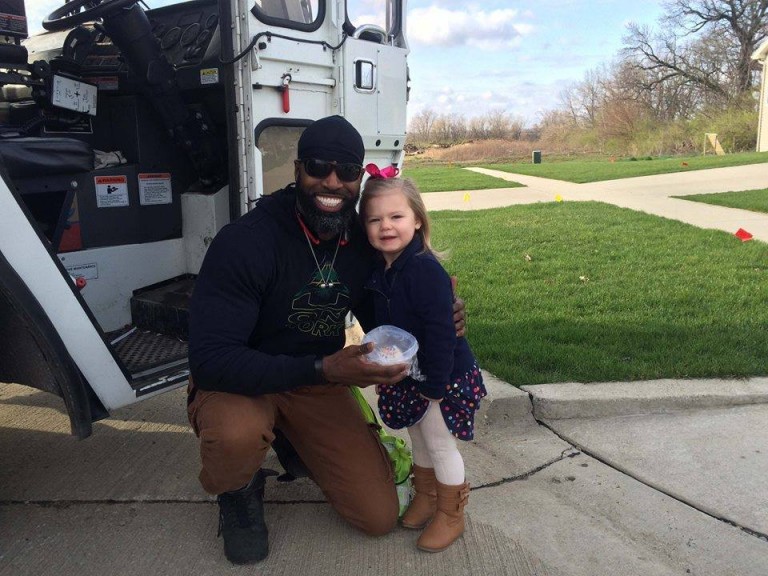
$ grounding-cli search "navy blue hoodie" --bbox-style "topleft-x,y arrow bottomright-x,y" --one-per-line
188,185 -> 376,396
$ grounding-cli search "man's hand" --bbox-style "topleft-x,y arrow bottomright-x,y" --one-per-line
322,342 -> 409,387
451,276 -> 466,337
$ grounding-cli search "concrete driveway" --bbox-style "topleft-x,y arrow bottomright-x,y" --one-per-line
2,374 -> 768,576
423,163 -> 768,242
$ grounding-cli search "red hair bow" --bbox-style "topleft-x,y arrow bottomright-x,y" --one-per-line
365,163 -> 400,179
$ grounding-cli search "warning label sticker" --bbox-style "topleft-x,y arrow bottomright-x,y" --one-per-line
200,68 -> 219,85
0,13 -> 27,36
63,262 -> 99,280
138,173 -> 173,205
95,175 -> 129,208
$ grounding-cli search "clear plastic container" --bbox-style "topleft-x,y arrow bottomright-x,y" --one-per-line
362,325 -> 419,365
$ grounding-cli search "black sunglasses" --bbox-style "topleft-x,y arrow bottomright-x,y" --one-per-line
299,158 -> 364,182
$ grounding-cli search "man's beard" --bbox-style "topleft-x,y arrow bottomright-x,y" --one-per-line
296,188 -> 357,237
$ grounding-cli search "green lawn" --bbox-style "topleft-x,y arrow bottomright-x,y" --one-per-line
401,152 -> 768,191
479,151 -> 768,184
400,163 -> 519,193
674,188 -> 768,214
432,202 -> 768,386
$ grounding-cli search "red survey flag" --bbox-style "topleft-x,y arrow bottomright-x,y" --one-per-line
735,228 -> 753,242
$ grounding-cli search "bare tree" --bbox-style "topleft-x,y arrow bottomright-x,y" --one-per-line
434,113 -> 467,144
535,109 -> 582,152
485,110 -> 511,139
408,108 -> 438,144
442,113 -> 469,143
624,0 -> 768,102
560,67 -> 608,126
467,115 -> 489,139
431,116 -> 456,145
460,111 -> 523,141
506,115 -> 526,141
665,0 -> 768,91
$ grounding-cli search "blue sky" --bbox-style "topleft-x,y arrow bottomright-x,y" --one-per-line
28,1 -> 664,126
398,0 -> 665,125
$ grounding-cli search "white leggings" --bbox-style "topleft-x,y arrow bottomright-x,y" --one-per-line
408,401 -> 465,485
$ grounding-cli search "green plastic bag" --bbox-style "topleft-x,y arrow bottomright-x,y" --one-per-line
351,386 -> 413,517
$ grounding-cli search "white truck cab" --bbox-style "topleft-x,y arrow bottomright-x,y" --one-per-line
0,0 -> 409,437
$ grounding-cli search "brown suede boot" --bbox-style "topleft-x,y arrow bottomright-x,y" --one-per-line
416,480 -> 470,553
401,465 -> 437,529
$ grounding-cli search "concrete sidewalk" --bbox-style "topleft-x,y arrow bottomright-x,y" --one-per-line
2,374 -> 768,576
423,163 -> 768,242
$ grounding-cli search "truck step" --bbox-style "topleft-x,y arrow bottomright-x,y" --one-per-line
130,275 -> 195,340
108,327 -> 188,390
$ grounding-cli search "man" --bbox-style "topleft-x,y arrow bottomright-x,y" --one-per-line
188,115 -> 463,564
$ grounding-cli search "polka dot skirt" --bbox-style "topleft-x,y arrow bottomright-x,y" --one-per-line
378,364 -> 486,441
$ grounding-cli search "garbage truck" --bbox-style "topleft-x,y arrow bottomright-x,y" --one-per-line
0,0 -> 410,437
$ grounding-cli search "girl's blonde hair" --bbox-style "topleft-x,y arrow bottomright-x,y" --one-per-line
359,177 -> 444,259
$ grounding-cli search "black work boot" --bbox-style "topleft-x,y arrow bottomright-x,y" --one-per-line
217,469 -> 276,564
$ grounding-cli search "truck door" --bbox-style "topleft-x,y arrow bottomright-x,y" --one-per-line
225,0 -> 409,212
342,0 -> 409,173
225,0 -> 336,213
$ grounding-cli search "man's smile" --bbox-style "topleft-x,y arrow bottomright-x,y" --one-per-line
314,194 -> 348,212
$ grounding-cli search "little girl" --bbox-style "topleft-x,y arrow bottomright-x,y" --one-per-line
359,175 -> 486,553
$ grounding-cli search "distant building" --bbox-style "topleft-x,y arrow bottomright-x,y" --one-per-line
754,40 -> 768,152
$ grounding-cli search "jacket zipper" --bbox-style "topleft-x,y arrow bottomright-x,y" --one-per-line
366,268 -> 399,322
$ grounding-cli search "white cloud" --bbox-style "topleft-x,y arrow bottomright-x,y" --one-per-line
408,7 -> 533,50
408,76 -> 566,127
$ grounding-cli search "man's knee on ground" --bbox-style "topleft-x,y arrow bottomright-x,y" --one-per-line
354,500 -> 399,537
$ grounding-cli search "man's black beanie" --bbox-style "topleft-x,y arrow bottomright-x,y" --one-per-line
297,115 -> 365,165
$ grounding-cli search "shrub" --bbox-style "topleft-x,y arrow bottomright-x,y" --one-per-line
690,97 -> 759,153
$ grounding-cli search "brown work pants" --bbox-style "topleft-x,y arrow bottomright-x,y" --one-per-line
187,384 -> 399,536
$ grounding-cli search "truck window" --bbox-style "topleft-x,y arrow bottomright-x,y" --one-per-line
346,0 -> 393,34
252,0 -> 320,27
256,124 -> 306,196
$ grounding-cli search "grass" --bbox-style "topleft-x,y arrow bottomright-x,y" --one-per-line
674,188 -> 768,214
478,151 -> 768,184
401,152 -> 768,192
431,202 -> 768,386
400,163 -> 519,193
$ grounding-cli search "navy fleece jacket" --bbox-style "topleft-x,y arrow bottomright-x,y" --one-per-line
364,236 -> 476,399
